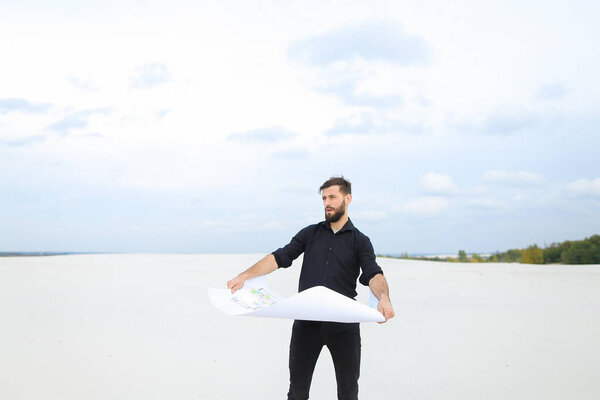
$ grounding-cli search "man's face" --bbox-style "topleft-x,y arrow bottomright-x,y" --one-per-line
322,185 -> 350,223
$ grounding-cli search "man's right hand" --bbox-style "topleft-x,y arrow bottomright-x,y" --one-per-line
227,275 -> 246,294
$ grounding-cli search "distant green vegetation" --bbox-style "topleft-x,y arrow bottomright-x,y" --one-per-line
384,234 -> 600,265
0,252 -> 74,257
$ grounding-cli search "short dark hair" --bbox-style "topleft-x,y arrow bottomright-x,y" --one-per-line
319,176 -> 352,195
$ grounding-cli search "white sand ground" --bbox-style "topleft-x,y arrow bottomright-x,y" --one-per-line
1,254 -> 599,400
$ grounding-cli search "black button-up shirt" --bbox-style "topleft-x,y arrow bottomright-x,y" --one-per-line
271,219 -> 383,299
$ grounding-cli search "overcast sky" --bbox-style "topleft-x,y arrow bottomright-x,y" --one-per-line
1,0 -> 598,254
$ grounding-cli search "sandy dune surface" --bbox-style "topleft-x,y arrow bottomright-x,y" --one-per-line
1,254 -> 599,399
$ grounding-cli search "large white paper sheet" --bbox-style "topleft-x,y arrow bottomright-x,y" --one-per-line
208,277 -> 384,323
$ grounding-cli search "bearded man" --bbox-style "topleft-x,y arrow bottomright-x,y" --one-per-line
227,176 -> 394,400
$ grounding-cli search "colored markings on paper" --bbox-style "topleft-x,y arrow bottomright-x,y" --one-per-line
232,287 -> 281,310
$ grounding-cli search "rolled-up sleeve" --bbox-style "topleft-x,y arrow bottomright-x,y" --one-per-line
357,234 -> 383,286
271,225 -> 313,268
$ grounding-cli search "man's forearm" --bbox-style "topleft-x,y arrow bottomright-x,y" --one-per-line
239,254 -> 279,280
227,254 -> 279,293
369,273 -> 395,322
369,273 -> 390,301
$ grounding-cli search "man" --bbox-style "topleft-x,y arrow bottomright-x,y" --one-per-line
227,176 -> 394,400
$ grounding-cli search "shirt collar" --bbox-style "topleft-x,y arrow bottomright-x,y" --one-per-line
320,218 -> 356,233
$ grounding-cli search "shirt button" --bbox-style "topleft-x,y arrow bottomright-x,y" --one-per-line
326,261 -> 329,264
329,248 -> 332,250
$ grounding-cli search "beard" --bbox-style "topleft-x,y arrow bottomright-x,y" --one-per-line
325,200 -> 346,223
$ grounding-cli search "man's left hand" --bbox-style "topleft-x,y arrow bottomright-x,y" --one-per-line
377,297 -> 395,323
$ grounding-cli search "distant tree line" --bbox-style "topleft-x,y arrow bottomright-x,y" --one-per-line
489,234 -> 600,264
384,234 -> 600,265
0,252 -> 74,257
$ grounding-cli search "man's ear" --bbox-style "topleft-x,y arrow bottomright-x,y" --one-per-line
346,193 -> 352,206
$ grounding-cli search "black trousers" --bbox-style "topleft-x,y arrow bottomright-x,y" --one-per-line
287,320 -> 361,400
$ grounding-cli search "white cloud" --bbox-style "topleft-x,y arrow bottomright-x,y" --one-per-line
419,172 -> 458,195
227,126 -> 297,144
395,196 -> 449,217
536,82 -> 569,100
47,108 -> 111,136
484,170 -> 544,186
287,21 -> 431,66
68,76 -> 99,91
0,98 -> 51,114
468,198 -> 507,210
567,178 -> 600,198
271,147 -> 309,160
479,109 -> 536,135
0,134 -> 46,147
326,112 -> 427,136
131,63 -> 172,89
352,210 -> 387,221
287,20 -> 434,126
202,215 -> 284,233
